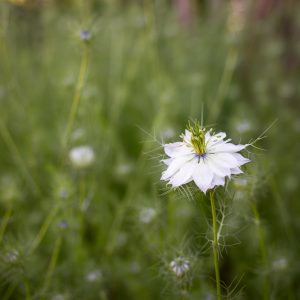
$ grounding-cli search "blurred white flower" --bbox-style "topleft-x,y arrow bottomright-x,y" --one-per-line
116,232 -> 127,247
236,120 -> 251,133
160,128 -> 175,140
52,295 -> 65,300
131,261 -> 141,273
58,220 -> 68,229
80,30 -> 92,42
139,207 -> 156,224
233,177 -> 248,188
6,250 -> 19,263
161,122 -> 250,193
170,256 -> 190,277
115,162 -> 133,176
69,146 -> 95,169
272,257 -> 288,271
234,190 -> 246,201
85,270 -> 102,282
59,187 -> 69,199
203,293 -> 214,300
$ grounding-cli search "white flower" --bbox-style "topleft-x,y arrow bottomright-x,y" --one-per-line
170,256 -> 190,277
131,261 -> 141,273
272,257 -> 288,271
236,120 -> 251,133
6,250 -> 19,263
139,207 -> 156,224
80,30 -> 92,42
85,270 -> 103,282
52,295 -> 65,300
115,162 -> 133,176
69,145 -> 95,168
160,128 -> 175,139
161,122 -> 250,193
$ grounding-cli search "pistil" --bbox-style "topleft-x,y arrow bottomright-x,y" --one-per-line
187,121 -> 206,156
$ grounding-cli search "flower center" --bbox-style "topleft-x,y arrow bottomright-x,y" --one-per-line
187,121 -> 206,156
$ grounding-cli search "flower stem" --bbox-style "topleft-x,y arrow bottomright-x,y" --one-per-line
63,44 -> 89,147
24,275 -> 31,300
0,119 -> 39,195
251,202 -> 270,300
42,236 -> 62,295
209,48 -> 237,121
31,206 -> 59,251
209,191 -> 221,300
0,206 -> 13,243
3,282 -> 17,300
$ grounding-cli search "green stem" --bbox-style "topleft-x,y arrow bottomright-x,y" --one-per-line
209,48 -> 237,121
42,236 -> 62,295
3,282 -> 17,300
24,275 -> 31,300
0,206 -> 13,243
0,120 -> 39,195
63,44 -> 89,147
209,191 -> 221,300
266,163 -> 293,244
251,202 -> 269,300
31,206 -> 59,251
76,176 -> 87,262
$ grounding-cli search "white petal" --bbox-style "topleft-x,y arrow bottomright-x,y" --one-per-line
205,129 -> 212,141
183,130 -> 192,143
214,131 -> 226,140
207,142 -> 248,153
211,174 -> 226,187
192,160 -> 214,193
161,158 -> 173,166
205,155 -> 231,177
206,132 -> 226,147
164,142 -> 192,158
169,160 -> 197,187
230,167 -> 243,175
209,153 -> 239,169
231,153 -> 250,166
161,155 -> 194,180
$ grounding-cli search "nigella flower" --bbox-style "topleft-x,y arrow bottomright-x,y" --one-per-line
170,256 -> 190,277
85,270 -> 103,282
80,30 -> 92,42
139,207 -> 156,224
272,257 -> 288,271
161,121 -> 250,193
6,250 -> 19,263
69,145 -> 95,169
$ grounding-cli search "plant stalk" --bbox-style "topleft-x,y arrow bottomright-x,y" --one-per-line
251,202 -> 270,300
63,44 -> 89,147
209,190 -> 221,300
42,236 -> 62,296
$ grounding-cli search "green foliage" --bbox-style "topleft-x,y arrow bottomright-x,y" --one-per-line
0,1 -> 300,299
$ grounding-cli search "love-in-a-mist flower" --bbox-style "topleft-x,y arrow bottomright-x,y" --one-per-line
161,121 -> 250,193
170,256 -> 190,277
80,30 -> 92,42
69,145 -> 95,169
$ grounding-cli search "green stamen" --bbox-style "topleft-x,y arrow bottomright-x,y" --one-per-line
187,121 -> 206,156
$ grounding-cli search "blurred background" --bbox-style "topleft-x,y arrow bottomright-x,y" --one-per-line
0,0 -> 299,299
